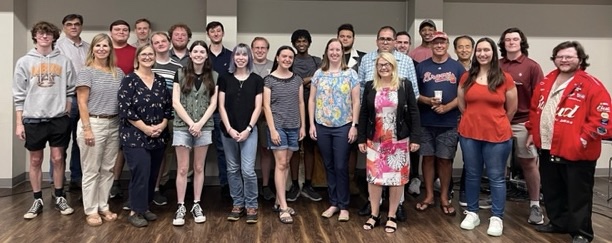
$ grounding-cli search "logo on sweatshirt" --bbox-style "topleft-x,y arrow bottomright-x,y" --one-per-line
31,63 -> 62,87
556,105 -> 580,118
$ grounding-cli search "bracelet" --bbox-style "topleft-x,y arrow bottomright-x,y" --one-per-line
82,124 -> 91,128
246,124 -> 253,133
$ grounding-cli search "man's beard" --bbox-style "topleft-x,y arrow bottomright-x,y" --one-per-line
343,44 -> 353,53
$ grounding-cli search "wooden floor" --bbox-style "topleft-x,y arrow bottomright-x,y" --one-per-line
1,178 -> 611,243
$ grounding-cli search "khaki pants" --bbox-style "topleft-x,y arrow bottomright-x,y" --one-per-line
77,118 -> 119,215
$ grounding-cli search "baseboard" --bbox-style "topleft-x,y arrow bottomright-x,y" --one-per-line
452,168 -> 610,178
0,172 -> 26,188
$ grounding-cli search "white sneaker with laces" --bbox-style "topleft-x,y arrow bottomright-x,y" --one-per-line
487,216 -> 504,236
191,203 -> 206,223
460,211 -> 480,230
24,198 -> 44,219
173,204 -> 186,226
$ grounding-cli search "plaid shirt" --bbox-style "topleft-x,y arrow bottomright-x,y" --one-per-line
357,50 -> 419,99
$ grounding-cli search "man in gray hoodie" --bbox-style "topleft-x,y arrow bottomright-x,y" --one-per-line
13,21 -> 76,219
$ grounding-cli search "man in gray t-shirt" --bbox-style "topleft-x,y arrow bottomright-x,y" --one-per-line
251,37 -> 273,78
286,29 -> 323,203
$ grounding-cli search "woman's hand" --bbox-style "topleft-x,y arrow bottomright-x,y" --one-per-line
358,143 -> 367,153
236,129 -> 250,143
83,129 -> 95,147
270,129 -> 282,145
309,126 -> 317,141
409,143 -> 420,152
348,126 -> 357,143
189,122 -> 204,138
299,127 -> 306,141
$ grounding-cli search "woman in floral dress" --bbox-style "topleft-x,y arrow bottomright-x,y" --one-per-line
358,52 -> 421,233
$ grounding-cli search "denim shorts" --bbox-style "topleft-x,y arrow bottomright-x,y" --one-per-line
419,126 -> 459,159
172,129 -> 212,149
267,127 -> 299,151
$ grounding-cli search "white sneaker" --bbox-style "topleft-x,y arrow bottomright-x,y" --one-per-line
433,178 -> 441,192
460,211 -> 480,230
408,178 -> 421,195
173,204 -> 186,226
487,216 -> 503,236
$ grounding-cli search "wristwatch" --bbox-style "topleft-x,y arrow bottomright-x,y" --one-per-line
352,123 -> 358,127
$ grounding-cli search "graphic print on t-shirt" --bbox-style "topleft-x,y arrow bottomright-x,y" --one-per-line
31,63 -> 62,87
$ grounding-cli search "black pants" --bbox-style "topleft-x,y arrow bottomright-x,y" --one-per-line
539,149 -> 595,241
124,146 -> 164,214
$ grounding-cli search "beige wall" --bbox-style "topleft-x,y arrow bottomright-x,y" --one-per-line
2,0 -> 612,186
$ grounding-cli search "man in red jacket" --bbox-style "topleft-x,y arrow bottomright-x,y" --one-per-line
526,41 -> 611,243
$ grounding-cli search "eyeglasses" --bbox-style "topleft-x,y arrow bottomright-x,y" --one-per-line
139,53 -> 155,58
376,63 -> 391,69
377,37 -> 394,43
554,55 -> 578,61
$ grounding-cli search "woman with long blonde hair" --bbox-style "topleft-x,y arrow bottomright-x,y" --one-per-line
357,52 -> 421,233
76,33 -> 124,226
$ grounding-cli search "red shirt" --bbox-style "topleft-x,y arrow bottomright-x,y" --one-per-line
500,55 -> 544,124
115,45 -> 136,75
458,72 -> 515,142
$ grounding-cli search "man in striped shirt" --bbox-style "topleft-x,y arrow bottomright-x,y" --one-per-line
150,31 -> 182,206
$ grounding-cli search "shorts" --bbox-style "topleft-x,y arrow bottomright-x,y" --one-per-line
511,123 -> 537,159
419,126 -> 458,159
267,127 -> 299,151
24,116 -> 71,151
172,129 -> 213,149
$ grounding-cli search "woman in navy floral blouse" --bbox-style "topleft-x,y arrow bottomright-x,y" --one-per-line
118,44 -> 173,227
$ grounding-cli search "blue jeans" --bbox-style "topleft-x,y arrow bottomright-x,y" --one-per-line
316,123 -> 351,210
221,126 -> 258,208
212,112 -> 228,185
49,99 -> 82,183
459,136 -> 511,218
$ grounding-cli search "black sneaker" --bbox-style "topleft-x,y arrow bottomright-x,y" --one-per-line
122,199 -> 131,211
69,181 -> 81,192
110,184 -> 123,199
152,191 -> 168,206
23,198 -> 44,219
53,195 -> 74,215
246,208 -> 258,224
358,201 -> 372,216
300,184 -> 322,201
128,213 -> 148,227
286,184 -> 300,202
191,203 -> 206,223
227,206 -> 245,221
396,204 -> 407,222
143,211 -> 157,221
172,204 -> 187,226
261,186 -> 275,201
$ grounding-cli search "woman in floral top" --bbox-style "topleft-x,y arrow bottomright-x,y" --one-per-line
309,38 -> 360,222
118,44 -> 173,227
357,52 -> 421,233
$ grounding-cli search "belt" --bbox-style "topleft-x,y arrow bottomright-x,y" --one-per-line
89,114 -> 118,119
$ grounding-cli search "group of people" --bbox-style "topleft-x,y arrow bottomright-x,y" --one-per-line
12,14 -> 611,243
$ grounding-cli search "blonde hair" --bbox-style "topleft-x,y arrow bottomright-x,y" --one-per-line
85,33 -> 119,78
372,52 -> 399,91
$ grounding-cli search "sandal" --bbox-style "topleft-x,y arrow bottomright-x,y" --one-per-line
440,204 -> 457,217
385,217 -> 398,233
279,208 -> 294,224
321,206 -> 339,218
99,210 -> 118,222
86,213 -> 103,227
416,201 -> 434,211
362,215 -> 380,230
273,204 -> 296,215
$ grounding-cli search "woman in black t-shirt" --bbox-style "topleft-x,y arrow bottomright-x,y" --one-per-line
218,43 -> 264,224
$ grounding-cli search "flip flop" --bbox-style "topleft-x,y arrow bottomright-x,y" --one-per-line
415,201 -> 434,211
440,204 -> 457,216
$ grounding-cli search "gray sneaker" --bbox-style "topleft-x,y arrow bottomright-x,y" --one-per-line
528,205 -> 544,225
53,195 -> 74,215
408,178 -> 421,195
128,213 -> 148,227
23,198 -> 44,219
479,197 -> 492,209
110,184 -> 123,199
300,184 -> 322,201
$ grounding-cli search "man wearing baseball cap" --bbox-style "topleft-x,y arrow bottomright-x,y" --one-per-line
409,19 -> 436,62
414,31 -> 465,216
